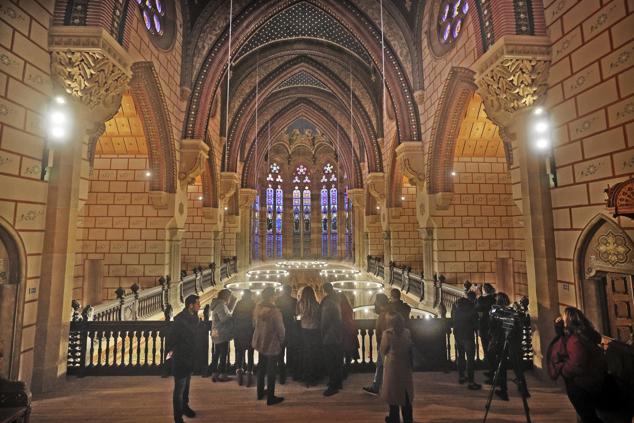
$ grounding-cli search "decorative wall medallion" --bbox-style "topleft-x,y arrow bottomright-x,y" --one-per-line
580,163 -> 599,177
616,101 -> 634,122
19,209 -> 44,222
594,231 -> 631,266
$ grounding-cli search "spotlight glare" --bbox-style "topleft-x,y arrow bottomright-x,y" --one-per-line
400,196 -> 405,201
50,111 -> 66,124
376,206 -> 380,210
535,138 -> 550,150
533,107 -> 544,116
50,127 -> 66,139
451,171 -> 456,176
198,196 -> 203,201
145,171 -> 152,177
224,206 -> 228,211
535,120 -> 549,133
54,96 -> 66,105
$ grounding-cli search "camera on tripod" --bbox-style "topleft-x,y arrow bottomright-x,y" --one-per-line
489,304 -> 525,334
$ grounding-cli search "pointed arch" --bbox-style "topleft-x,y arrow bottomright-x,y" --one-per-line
128,61 -> 178,193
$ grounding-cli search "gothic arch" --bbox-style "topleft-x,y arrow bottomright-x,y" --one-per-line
0,218 -> 27,380
426,67 -> 477,194
128,62 -> 178,194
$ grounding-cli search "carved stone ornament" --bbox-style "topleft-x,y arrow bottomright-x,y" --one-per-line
219,172 -> 240,204
594,231 -> 632,267
49,26 -> 132,118
239,188 -> 257,209
473,35 -> 551,126
366,172 -> 386,204
179,139 -> 210,183
149,191 -> 171,210
395,142 -> 425,187
202,207 -> 223,231
347,188 -> 366,208
605,177 -> 634,219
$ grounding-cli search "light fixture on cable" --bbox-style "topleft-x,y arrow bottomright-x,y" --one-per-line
531,107 -> 552,151
47,95 -> 71,142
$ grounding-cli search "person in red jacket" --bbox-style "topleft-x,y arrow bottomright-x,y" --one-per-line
547,307 -> 606,423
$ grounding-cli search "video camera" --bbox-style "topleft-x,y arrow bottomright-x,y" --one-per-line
489,303 -> 527,335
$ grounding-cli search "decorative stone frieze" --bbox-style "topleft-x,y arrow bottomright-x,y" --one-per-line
395,142 -> 425,187
239,188 -> 257,209
49,26 -> 132,120
473,35 -> 551,126
179,139 -> 210,184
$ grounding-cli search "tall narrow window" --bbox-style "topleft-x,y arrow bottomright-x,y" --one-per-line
293,187 -> 301,234
321,162 -> 338,257
253,193 -> 260,260
321,186 -> 329,257
265,186 -> 274,257
265,163 -> 283,258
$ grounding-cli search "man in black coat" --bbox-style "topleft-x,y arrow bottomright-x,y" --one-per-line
387,288 -> 411,321
275,284 -> 298,383
452,291 -> 481,390
166,295 -> 200,423
476,283 -> 496,381
320,282 -> 343,397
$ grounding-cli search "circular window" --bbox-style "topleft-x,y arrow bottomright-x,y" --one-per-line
428,0 -> 468,57
136,0 -> 175,51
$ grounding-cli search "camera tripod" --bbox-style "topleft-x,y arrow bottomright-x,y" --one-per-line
483,327 -> 532,423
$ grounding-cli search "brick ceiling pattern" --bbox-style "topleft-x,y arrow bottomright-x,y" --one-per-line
96,91 -> 148,156
234,1 -> 372,65
275,70 -> 330,92
454,93 -> 505,158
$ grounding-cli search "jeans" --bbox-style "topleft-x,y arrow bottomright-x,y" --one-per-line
302,328 -> 321,383
210,341 -> 229,374
235,343 -> 254,373
456,337 -> 475,383
257,354 -> 278,401
323,343 -> 343,390
371,351 -> 384,390
172,374 -> 191,422
388,392 -> 413,423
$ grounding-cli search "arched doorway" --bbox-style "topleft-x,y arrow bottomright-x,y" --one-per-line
0,222 -> 26,379
575,214 -> 634,342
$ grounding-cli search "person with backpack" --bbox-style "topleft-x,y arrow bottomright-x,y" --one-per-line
233,289 -> 256,386
547,307 -> 607,423
209,289 -> 234,382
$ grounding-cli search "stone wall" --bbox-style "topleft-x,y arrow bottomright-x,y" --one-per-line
389,180 -> 424,272
182,179 -> 213,271
0,0 -> 54,385
545,0 -> 634,311
74,155 -> 171,301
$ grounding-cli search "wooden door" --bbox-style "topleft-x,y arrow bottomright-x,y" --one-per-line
605,273 -> 634,342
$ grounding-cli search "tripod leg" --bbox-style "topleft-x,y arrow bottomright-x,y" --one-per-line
482,340 -> 509,423
508,345 -> 532,423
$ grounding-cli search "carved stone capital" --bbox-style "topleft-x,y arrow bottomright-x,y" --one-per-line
395,142 -> 425,187
149,191 -> 170,210
219,172 -> 240,204
432,192 -> 454,210
366,172 -> 386,204
49,26 -> 132,121
239,188 -> 257,209
178,139 -> 209,183
347,188 -> 366,209
473,35 -> 551,127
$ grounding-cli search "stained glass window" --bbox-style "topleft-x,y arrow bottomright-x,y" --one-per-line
321,187 -> 329,234
293,187 -> 301,234
330,186 -> 338,233
437,0 -> 468,45
137,0 -> 165,36
303,187 -> 311,233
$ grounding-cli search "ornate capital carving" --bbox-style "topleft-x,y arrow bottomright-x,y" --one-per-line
219,172 -> 240,204
178,139 -> 209,183
49,26 -> 132,120
366,172 -> 386,204
239,188 -> 257,209
395,142 -> 425,187
473,35 -> 551,126
347,188 -> 366,208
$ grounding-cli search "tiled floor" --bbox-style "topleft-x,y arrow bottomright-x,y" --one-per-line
31,371 -> 577,422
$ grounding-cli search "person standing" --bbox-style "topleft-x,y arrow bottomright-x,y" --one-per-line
547,307 -> 607,423
210,289 -> 233,382
387,289 -> 411,321
252,287 -> 285,406
233,290 -> 256,386
276,284 -> 298,383
451,290 -> 481,390
381,311 -> 414,423
476,283 -> 496,382
363,293 -> 389,395
296,286 -> 321,386
340,293 -> 360,379
320,282 -> 343,396
486,292 -> 513,400
166,295 -> 200,423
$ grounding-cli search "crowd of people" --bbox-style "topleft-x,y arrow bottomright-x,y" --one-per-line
166,279 -> 633,423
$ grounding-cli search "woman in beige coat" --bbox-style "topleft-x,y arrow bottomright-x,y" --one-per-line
252,287 -> 285,406
380,311 -> 414,423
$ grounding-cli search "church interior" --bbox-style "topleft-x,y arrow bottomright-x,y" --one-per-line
0,0 -> 633,421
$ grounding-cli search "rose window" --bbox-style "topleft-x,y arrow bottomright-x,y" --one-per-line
437,0 -> 468,45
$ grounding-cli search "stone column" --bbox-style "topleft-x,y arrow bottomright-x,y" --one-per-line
473,35 -> 557,370
167,228 -> 184,309
238,189 -> 257,270
348,189 -> 366,269
32,26 -> 132,393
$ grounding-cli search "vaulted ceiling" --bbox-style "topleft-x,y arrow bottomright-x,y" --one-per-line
181,0 -> 426,190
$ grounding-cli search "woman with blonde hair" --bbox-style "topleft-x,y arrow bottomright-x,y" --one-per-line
380,311 -> 414,423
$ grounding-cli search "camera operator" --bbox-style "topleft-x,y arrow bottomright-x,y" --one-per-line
476,283 -> 496,382
451,290 -> 481,390
487,292 -> 512,400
